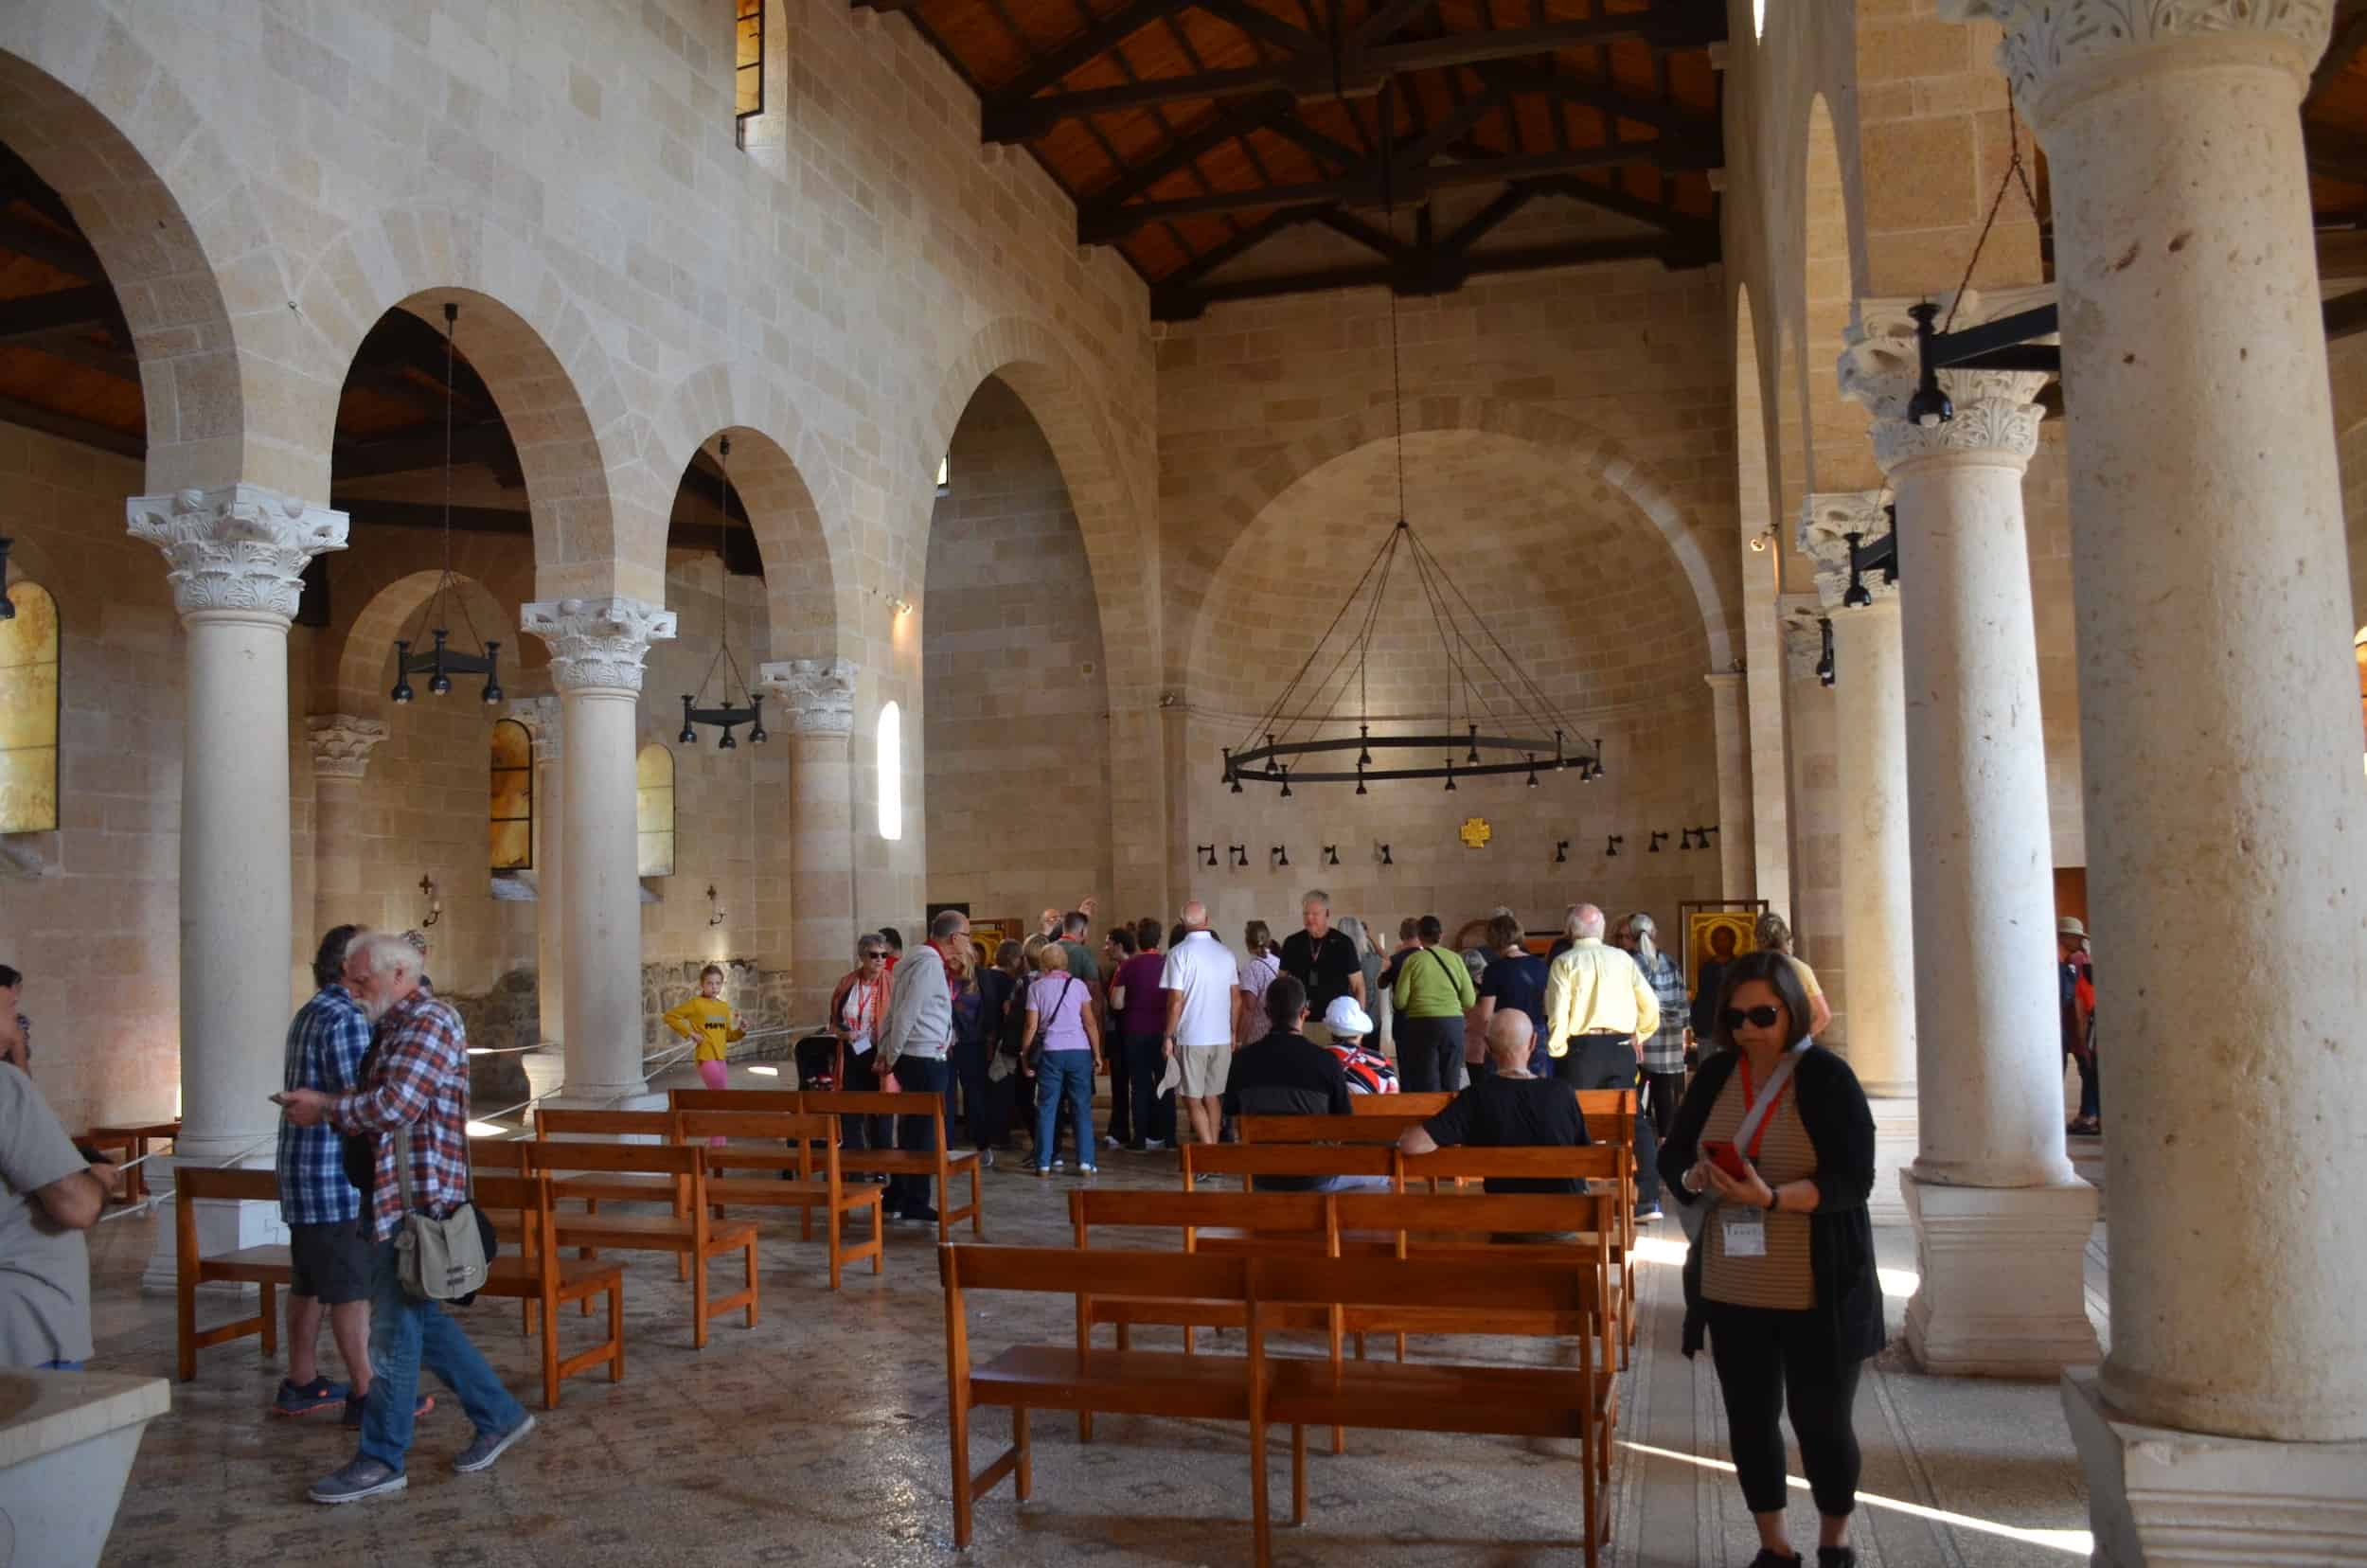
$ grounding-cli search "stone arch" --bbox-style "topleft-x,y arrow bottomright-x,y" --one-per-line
331,565 -> 528,721
1185,396 -> 1738,686
920,319 -> 1155,703
287,210 -> 653,602
653,362 -> 847,665
0,21 -> 249,493
1804,93 -> 1878,495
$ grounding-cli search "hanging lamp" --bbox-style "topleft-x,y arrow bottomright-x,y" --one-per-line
1220,91 -> 1595,793
389,304 -> 504,705
676,435 -> 768,750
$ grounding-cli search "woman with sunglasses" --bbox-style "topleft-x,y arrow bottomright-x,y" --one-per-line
828,935 -> 896,1165
1660,950 -> 1878,1568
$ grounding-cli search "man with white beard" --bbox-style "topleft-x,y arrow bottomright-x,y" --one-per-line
276,932 -> 533,1505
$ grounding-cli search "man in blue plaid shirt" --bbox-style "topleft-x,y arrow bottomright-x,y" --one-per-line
1618,913 -> 1695,1149
273,924 -> 381,1420
276,931 -> 533,1505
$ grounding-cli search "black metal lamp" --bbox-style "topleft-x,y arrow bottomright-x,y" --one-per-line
1604,835 -> 1622,858
1229,845 -> 1248,867
676,436 -> 768,751
1554,840 -> 1569,864
1648,830 -> 1669,853
1817,617 -> 1837,688
1199,844 -> 1218,868
1377,843 -> 1393,866
391,304 -> 504,705
1841,531 -> 1874,608
1323,845 -> 1340,865
1272,845 -> 1290,868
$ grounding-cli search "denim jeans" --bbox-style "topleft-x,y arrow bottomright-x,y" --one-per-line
890,1055 -> 951,1214
1122,1030 -> 1174,1145
1034,1052 -> 1095,1168
359,1236 -> 526,1473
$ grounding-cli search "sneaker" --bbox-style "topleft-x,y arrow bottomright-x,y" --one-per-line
1633,1204 -> 1664,1224
1817,1549 -> 1858,1568
342,1388 -> 436,1430
272,1377 -> 349,1417
452,1412 -> 537,1474
978,1149 -> 995,1169
1143,1138 -> 1169,1151
308,1456 -> 407,1505
1102,1133 -> 1121,1149
1035,1166 -> 1054,1178
1746,1551 -> 1802,1568
1052,1158 -> 1067,1171
1077,1165 -> 1098,1176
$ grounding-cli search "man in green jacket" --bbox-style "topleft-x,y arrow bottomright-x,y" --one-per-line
1391,914 -> 1476,1095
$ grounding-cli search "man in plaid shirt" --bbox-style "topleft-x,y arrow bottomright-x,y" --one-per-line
1618,913 -> 1695,1149
276,931 -> 533,1505
270,924 -> 389,1420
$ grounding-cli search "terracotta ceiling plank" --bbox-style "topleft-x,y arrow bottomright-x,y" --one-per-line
0,388 -> 140,457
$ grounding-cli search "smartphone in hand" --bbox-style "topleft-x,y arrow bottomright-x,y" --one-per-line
1702,1139 -> 1750,1181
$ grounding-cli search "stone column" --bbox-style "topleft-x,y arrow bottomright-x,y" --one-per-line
1842,291 -> 2098,1377
1701,671 -> 1755,900
507,696 -> 565,1052
759,657 -> 856,1025
1945,5 -> 2367,1553
1797,492 -> 1915,1102
305,714 -> 388,939
129,485 -> 346,1288
522,597 -> 675,1106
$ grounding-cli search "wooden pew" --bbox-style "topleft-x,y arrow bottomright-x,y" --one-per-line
1575,1089 -> 1641,1346
1068,1185 -> 1338,1363
534,1106 -> 688,1207
1179,1141 -> 1400,1213
1245,1253 -> 1611,1568
172,1166 -> 290,1381
674,1109 -> 884,1289
1399,1144 -> 1633,1366
802,1089 -> 984,1243
1233,1114 -> 1409,1146
1349,1091 -> 1452,1117
938,1244 -> 1264,1557
519,1141 -> 758,1348
469,1171 -> 626,1408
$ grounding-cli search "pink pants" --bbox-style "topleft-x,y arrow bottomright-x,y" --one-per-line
697,1060 -> 728,1144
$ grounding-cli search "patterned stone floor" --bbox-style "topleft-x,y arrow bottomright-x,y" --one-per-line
82,1103 -> 2107,1567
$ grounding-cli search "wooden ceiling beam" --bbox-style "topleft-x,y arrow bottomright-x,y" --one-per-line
2307,121 -> 2367,187
1155,202 -> 1332,289
2308,0 -> 2367,104
0,392 -> 139,459
1078,139 -> 1706,241
1192,0 -> 1321,58
996,0 -> 1199,103
0,207 -> 106,281
18,327 -> 139,381
1472,56 -> 1718,141
331,420 -> 519,481
1151,230 -> 1695,317
1354,0 -> 1440,48
1525,172 -> 1718,246
1365,9 -> 1719,75
0,285 -> 121,342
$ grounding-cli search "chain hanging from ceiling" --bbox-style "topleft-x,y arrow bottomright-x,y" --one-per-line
677,434 -> 767,750
389,302 -> 503,705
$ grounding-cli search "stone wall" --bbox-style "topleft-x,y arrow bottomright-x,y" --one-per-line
921,376 -> 1114,926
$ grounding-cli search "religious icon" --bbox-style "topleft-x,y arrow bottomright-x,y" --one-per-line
1457,816 -> 1491,848
1682,906 -> 1762,1003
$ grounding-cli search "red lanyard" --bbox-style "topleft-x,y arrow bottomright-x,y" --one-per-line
1735,1055 -> 1793,1163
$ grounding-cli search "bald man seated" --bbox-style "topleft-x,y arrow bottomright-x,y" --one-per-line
1398,1012 -> 1590,1194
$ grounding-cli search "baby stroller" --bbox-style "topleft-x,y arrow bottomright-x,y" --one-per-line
794,1032 -> 839,1093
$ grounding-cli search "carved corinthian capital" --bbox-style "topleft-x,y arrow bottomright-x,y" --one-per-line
757,657 -> 858,736
306,714 -> 389,780
1939,0 -> 2331,120
127,485 -> 348,621
1841,290 -> 2052,471
1799,490 -> 1899,614
520,597 -> 677,693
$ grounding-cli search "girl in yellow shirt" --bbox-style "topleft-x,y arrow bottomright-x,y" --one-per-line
665,965 -> 747,1096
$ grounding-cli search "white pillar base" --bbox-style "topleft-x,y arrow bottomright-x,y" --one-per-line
1900,1170 -> 2101,1376
137,1156 -> 287,1296
537,1088 -> 667,1114
2063,1367 -> 2367,1566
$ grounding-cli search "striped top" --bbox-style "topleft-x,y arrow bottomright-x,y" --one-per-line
1700,1066 -> 1817,1310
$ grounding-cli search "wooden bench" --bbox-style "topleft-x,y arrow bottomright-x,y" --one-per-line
469,1171 -> 626,1408
1233,1114 -> 1410,1147
674,1109 -> 883,1289
1245,1253 -> 1611,1568
172,1165 -> 290,1381
1575,1089 -> 1642,1347
519,1141 -> 758,1348
1350,1091 -> 1451,1117
534,1107 -> 690,1207
803,1089 -> 984,1242
1179,1141 -> 1400,1214
939,1244 -> 1264,1555
1400,1144 -> 1633,1366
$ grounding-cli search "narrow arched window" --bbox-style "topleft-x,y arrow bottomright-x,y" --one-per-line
0,581 -> 61,834
637,743 -> 677,876
877,701 -> 902,841
489,719 -> 532,871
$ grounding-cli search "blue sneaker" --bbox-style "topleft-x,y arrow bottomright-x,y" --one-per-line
342,1386 -> 436,1429
271,1377 -> 348,1417
308,1456 -> 406,1505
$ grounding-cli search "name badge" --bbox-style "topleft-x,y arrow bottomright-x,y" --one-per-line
1722,1211 -> 1768,1258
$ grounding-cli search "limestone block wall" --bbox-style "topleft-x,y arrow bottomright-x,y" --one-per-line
1784,664 -> 1847,1050
0,427 -> 184,1134
922,377 -> 1114,926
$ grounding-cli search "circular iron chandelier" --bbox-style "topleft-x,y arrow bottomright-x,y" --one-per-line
1221,113 -> 1600,795
389,303 -> 503,705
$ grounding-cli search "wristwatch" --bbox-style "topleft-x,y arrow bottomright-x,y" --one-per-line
1763,1188 -> 1779,1213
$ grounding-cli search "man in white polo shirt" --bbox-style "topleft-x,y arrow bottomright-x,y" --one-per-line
1160,900 -> 1237,1147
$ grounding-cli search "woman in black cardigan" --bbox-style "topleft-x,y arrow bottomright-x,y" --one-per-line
1659,950 -> 1880,1568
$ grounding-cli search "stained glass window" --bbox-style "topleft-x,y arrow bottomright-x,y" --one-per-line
637,742 -> 676,877
490,718 -> 532,871
0,582 -> 60,835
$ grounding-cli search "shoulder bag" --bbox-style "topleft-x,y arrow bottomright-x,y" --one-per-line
391,1124 -> 494,1303
1025,976 -> 1077,1071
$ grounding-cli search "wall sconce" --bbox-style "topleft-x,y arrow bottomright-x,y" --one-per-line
1604,835 -> 1623,858
418,872 -> 443,928
1691,826 -> 1718,851
1749,526 -> 1775,554
706,883 -> 727,926
1271,845 -> 1290,868
1648,831 -> 1669,854
1817,616 -> 1837,688
1322,845 -> 1340,866
1554,840 -> 1570,864
888,596 -> 913,616
1679,829 -> 1698,851
1229,845 -> 1248,868
1376,843 -> 1393,866
1198,844 -> 1218,868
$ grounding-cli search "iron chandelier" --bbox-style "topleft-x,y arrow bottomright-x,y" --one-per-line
676,435 -> 767,750
390,303 -> 503,705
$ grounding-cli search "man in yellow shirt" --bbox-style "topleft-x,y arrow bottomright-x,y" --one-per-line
664,964 -> 746,1096
1541,902 -> 1664,1221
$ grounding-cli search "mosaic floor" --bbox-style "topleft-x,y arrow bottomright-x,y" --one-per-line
82,1096 -> 2107,1567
